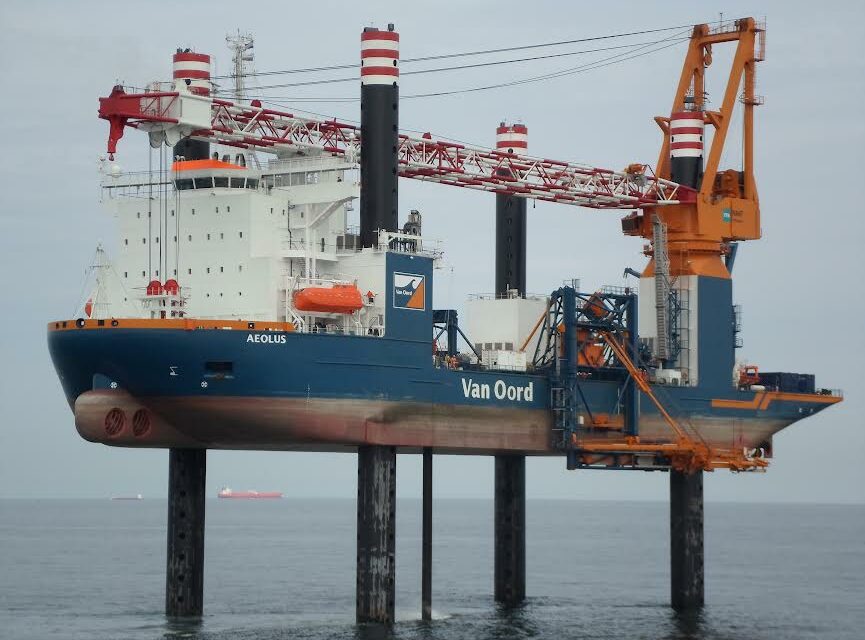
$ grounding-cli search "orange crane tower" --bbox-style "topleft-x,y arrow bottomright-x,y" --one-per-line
625,17 -> 765,277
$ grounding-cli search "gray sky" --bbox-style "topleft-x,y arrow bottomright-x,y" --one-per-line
1,0 -> 862,503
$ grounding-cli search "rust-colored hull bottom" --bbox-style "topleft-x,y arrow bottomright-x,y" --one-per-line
75,390 -> 790,455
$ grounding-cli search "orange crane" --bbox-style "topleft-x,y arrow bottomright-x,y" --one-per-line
623,17 -> 765,278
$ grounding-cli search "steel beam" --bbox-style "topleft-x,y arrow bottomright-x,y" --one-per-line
165,448 -> 206,617
356,445 -> 397,624
421,448 -> 433,621
670,469 -> 704,610
494,454 -> 526,605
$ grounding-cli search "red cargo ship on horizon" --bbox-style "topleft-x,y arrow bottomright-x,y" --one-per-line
218,487 -> 283,499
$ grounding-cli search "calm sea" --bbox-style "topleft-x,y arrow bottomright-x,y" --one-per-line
0,499 -> 862,639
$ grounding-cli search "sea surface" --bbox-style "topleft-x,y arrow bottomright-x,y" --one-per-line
0,499 -> 862,640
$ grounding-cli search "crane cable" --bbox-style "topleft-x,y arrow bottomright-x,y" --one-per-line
216,36 -> 687,93
208,23 -> 700,80
247,30 -> 690,104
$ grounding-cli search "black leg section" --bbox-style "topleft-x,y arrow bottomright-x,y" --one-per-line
670,469 -> 704,610
421,448 -> 433,621
166,448 -> 206,617
356,445 -> 397,624
494,454 -> 525,606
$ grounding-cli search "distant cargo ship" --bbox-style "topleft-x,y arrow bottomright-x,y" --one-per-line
111,494 -> 143,501
218,487 -> 282,499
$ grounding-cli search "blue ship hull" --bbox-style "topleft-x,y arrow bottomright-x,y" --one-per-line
47,323 -> 836,457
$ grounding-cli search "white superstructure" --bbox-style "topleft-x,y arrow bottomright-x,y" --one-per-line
98,150 -> 358,322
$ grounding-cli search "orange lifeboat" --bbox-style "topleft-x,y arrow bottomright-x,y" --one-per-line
294,284 -> 364,314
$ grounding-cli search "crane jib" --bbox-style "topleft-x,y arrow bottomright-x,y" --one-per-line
97,86 -> 690,209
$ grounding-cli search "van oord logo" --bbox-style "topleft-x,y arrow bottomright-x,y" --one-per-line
393,273 -> 425,310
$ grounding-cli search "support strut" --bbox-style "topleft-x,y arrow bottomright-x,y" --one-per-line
165,448 -> 206,617
356,445 -> 397,624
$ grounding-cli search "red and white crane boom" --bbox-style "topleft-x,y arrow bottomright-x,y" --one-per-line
98,84 -> 693,210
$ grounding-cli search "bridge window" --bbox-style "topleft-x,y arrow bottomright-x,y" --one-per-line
194,177 -> 212,189
214,177 -> 228,188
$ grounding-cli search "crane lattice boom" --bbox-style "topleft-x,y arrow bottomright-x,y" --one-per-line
99,86 -> 693,210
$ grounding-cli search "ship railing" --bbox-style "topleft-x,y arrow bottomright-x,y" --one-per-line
292,275 -> 357,288
263,156 -> 358,176
286,322 -> 370,337
281,239 -> 353,252
816,388 -> 843,398
277,229 -> 441,259
100,171 -> 172,199
384,241 -> 443,260
373,230 -> 444,260
467,292 -> 548,301
102,168 -> 270,196
753,384 -> 843,398
433,359 -> 527,374
600,284 -> 637,296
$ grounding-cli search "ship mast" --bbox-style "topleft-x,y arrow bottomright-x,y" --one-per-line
225,31 -> 259,168
226,30 -> 254,104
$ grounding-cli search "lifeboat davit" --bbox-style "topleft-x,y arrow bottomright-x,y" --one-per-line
294,284 -> 363,314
